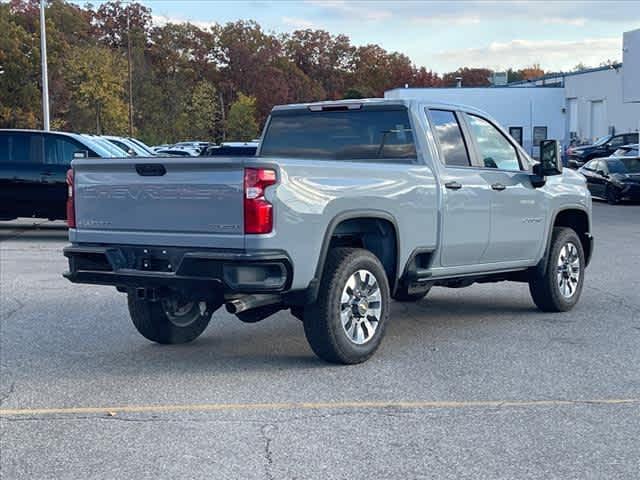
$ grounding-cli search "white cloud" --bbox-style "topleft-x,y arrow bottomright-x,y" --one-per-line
542,17 -> 587,27
152,14 -> 217,30
307,0 -> 635,26
282,16 -> 316,29
432,37 -> 622,72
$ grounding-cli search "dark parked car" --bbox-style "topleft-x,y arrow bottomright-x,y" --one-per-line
578,155 -> 640,204
568,132 -> 639,168
0,129 -> 117,221
201,142 -> 258,156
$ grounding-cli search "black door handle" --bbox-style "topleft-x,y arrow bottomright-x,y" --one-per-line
136,164 -> 166,176
491,183 -> 506,191
444,181 -> 462,190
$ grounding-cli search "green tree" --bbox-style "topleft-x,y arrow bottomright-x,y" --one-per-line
65,44 -> 128,134
182,81 -> 222,142
0,3 -> 40,127
226,93 -> 258,141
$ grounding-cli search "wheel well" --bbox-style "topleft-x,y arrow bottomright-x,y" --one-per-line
554,209 -> 592,263
328,217 -> 398,287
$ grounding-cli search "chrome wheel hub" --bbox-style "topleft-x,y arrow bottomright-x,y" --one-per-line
340,269 -> 382,345
162,298 -> 206,327
556,242 -> 581,299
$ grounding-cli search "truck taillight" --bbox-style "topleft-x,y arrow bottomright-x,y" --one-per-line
66,168 -> 76,228
244,167 -> 276,234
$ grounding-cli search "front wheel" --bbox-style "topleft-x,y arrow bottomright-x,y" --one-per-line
529,227 -> 585,312
127,292 -> 214,344
303,248 -> 390,364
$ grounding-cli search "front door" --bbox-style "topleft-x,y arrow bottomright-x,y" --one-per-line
0,132 -> 45,220
582,160 -> 608,198
427,109 -> 491,267
463,113 -> 546,263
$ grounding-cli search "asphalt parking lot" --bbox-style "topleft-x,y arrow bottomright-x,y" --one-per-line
1,202 -> 639,479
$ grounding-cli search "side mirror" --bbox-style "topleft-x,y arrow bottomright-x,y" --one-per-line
73,151 -> 88,159
539,140 -> 563,176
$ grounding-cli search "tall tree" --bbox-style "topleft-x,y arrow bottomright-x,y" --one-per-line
183,81 -> 222,142
226,93 -> 258,141
0,2 -> 40,127
65,44 -> 128,134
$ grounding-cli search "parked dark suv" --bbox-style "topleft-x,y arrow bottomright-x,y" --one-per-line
0,129 -> 118,221
568,132 -> 639,169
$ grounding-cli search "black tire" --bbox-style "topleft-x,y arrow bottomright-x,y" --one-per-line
127,292 -> 213,344
392,285 -> 432,302
303,247 -> 390,364
606,185 -> 620,205
529,227 -> 585,312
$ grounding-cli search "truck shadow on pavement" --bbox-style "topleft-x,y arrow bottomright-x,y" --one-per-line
79,288 -> 543,374
0,220 -> 68,243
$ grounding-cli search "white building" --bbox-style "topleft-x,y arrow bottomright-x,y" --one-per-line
384,86 -> 565,156
385,29 -> 640,154
509,63 -> 639,144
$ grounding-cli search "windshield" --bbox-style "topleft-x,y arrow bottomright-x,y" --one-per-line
260,107 -> 417,161
128,137 -> 156,156
75,135 -> 120,158
84,136 -> 129,157
593,135 -> 612,146
608,158 -> 640,174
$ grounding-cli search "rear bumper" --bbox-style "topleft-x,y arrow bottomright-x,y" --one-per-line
63,245 -> 292,296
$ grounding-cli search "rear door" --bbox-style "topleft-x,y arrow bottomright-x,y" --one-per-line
427,109 -> 491,267
41,134 -> 97,220
0,132 -> 44,220
462,113 -> 546,264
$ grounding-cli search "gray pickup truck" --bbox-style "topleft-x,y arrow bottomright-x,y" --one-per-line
64,99 -> 593,364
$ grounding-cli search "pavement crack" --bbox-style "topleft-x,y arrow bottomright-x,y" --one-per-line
0,382 -> 15,406
260,423 -> 277,480
1,298 -> 25,321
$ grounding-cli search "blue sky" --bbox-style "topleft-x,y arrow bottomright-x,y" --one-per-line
81,0 -> 639,73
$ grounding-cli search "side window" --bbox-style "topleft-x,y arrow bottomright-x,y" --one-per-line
0,134 -> 10,162
609,135 -> 625,148
0,133 -> 42,163
596,161 -> 608,174
625,133 -> 638,145
44,135 -> 85,165
583,160 -> 596,171
466,114 -> 521,170
428,109 -> 471,167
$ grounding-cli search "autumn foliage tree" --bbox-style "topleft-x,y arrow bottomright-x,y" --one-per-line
0,0 -> 547,144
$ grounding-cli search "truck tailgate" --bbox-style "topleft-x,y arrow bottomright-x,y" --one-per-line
71,157 -> 246,249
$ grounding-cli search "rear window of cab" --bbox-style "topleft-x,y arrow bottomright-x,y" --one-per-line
260,106 -> 417,162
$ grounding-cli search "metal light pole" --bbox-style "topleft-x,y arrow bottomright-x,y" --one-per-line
39,0 -> 50,131
127,10 -> 134,137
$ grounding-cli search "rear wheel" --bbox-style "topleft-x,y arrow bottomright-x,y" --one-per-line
529,227 -> 585,312
303,248 -> 390,364
127,292 -> 213,344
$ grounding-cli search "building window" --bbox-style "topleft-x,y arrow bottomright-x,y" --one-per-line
509,127 -> 523,146
533,126 -> 548,147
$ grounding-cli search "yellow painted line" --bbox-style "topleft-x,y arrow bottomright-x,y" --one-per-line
1,398 -> 639,417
